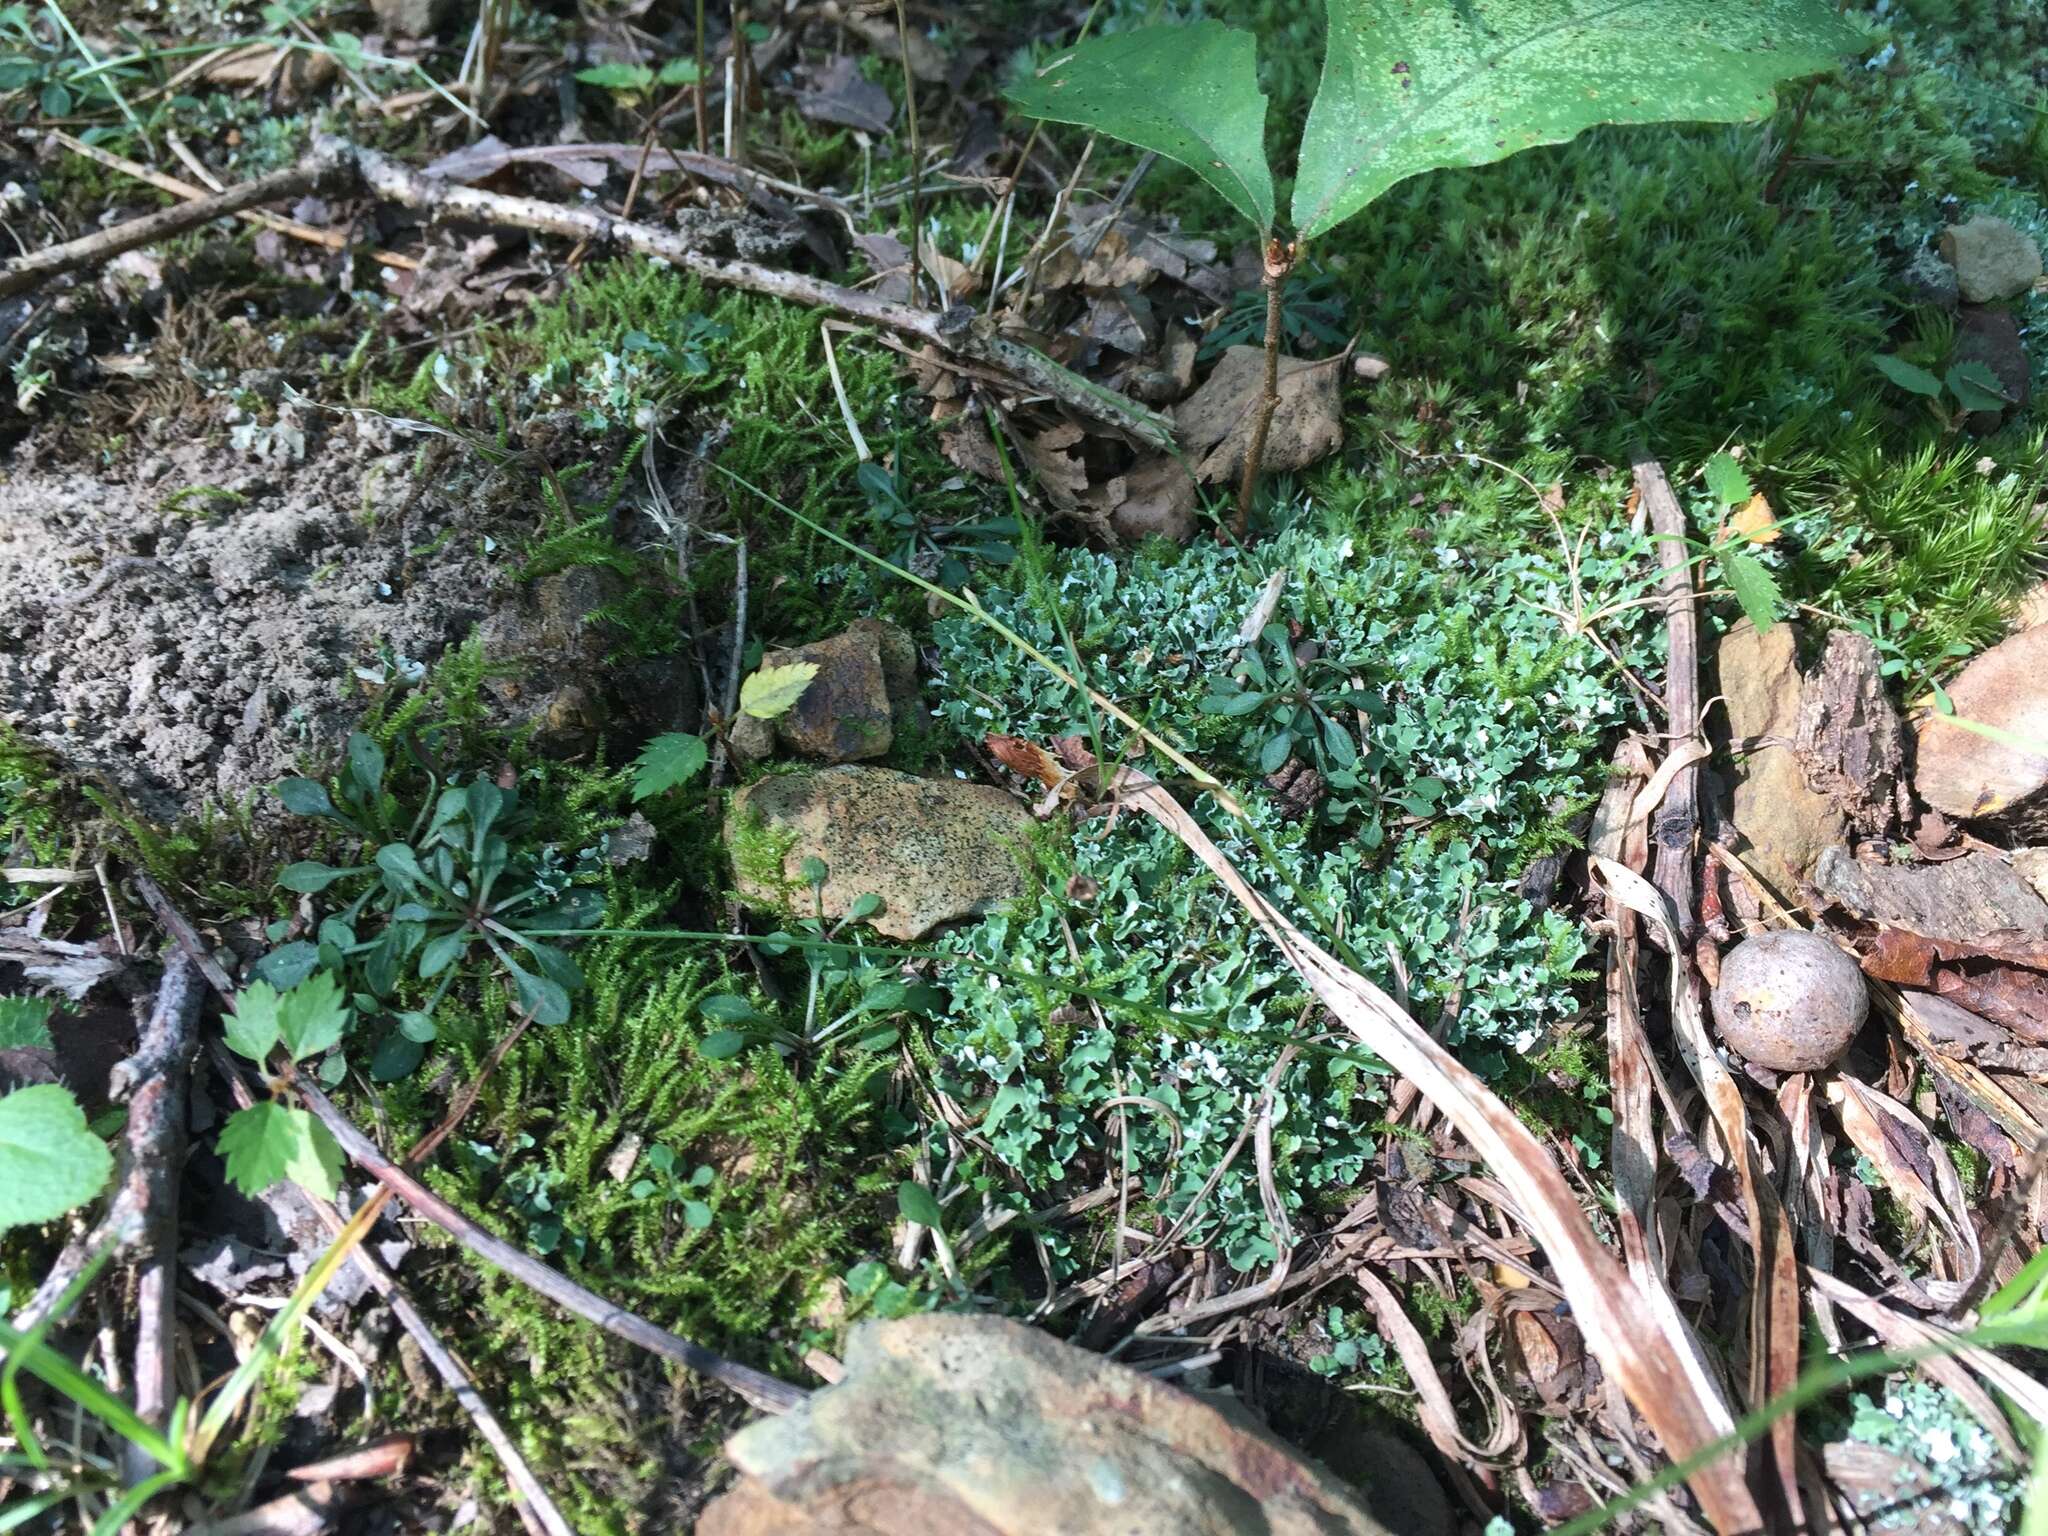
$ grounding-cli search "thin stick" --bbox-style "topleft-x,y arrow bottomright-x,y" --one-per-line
1633,453 -> 1701,943
694,0 -> 709,153
892,0 -> 925,306
50,132 -> 418,274
0,156 -> 330,300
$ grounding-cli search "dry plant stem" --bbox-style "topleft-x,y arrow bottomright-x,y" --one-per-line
1115,769 -> 1765,1533
52,131 -> 417,273
893,0 -> 926,306
695,0 -> 710,152
1234,240 -> 1293,540
1633,454 -> 1701,943
0,157 -> 328,300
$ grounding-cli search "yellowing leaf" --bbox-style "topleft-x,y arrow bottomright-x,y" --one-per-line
739,661 -> 820,721
1724,492 -> 1780,546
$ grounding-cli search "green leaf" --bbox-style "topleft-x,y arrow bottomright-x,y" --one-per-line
369,1033 -> 424,1083
1292,0 -> 1859,239
224,981 -> 283,1062
681,1199 -> 713,1229
252,941 -> 320,990
274,778 -> 334,818
0,997 -> 54,1051
896,1180 -> 945,1229
277,861 -> 356,893
217,1103 -> 343,1201
1945,360 -> 2013,412
700,995 -> 765,1025
629,732 -> 709,801
396,1010 -> 439,1044
699,1029 -> 750,1059
0,1085 -> 113,1232
847,892 -> 885,921
1200,690 -> 1269,716
655,57 -> 701,85
1719,548 -> 1782,633
1873,352 -> 1943,398
1006,22 -> 1275,232
1702,451 -> 1752,515
575,61 -> 655,90
739,661 -> 820,720
276,972 -> 350,1062
345,732 -> 385,800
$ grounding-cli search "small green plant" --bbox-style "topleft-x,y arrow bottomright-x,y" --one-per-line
629,731 -> 709,801
264,733 -> 604,1052
1699,450 -> 1784,633
628,1146 -> 716,1230
1006,0 -> 1861,530
216,976 -> 350,1201
574,56 -> 701,100
1199,621 -> 1374,803
857,457 -> 1019,591
1307,1304 -> 1391,1379
0,1003 -> 112,1232
1872,351 -> 2016,428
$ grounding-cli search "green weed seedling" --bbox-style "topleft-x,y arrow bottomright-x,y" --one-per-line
1007,0 -> 1862,530
627,1146 -> 716,1231
1873,350 -> 2018,428
858,454 -> 1020,593
263,732 -> 604,1075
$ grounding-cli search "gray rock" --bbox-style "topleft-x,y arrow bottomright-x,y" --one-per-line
727,766 -> 1031,940
701,1313 -> 1394,1536
1940,215 -> 2043,304
1900,247 -> 1959,310
1913,625 -> 2048,821
1718,620 -> 1846,894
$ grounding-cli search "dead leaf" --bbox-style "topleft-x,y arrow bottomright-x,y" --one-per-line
797,54 -> 894,133
1014,423 -> 1089,510
1721,492 -> 1780,545
1101,454 -> 1197,545
286,1435 -> 415,1483
1175,346 -> 1344,485
986,734 -> 1063,790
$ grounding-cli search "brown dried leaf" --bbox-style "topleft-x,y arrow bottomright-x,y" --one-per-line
985,734 -> 1063,790
797,54 -> 894,133
1175,347 -> 1344,485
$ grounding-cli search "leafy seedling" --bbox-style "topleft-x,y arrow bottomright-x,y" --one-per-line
858,457 -> 1019,591
1873,352 -> 2016,428
1007,0 -> 1860,533
0,994 -> 55,1049
269,734 -> 603,1052
1698,451 -> 1783,633
216,975 -> 350,1201
628,1145 -> 716,1230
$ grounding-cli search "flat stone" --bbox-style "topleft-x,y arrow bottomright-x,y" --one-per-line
700,1313 -> 1394,1536
1940,215 -> 2043,304
765,619 -> 918,763
1913,625 -> 2048,820
727,766 -> 1031,940
1718,620 -> 1846,892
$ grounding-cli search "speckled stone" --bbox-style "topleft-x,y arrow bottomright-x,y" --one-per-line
728,766 -> 1032,940
699,1313 -> 1396,1536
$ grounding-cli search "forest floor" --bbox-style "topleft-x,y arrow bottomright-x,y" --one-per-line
3,2 -> 2048,1533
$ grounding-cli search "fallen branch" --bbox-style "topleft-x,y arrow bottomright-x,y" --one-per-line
0,138 -> 1175,453
0,154 -> 337,301
12,955 -> 202,1349
1632,454 -> 1702,945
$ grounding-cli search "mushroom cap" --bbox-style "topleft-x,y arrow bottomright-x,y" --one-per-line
1710,930 -> 1869,1072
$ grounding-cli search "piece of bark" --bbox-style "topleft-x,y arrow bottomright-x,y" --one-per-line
1795,629 -> 1909,838
1937,966 -> 2048,1044
1814,847 -> 2048,944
